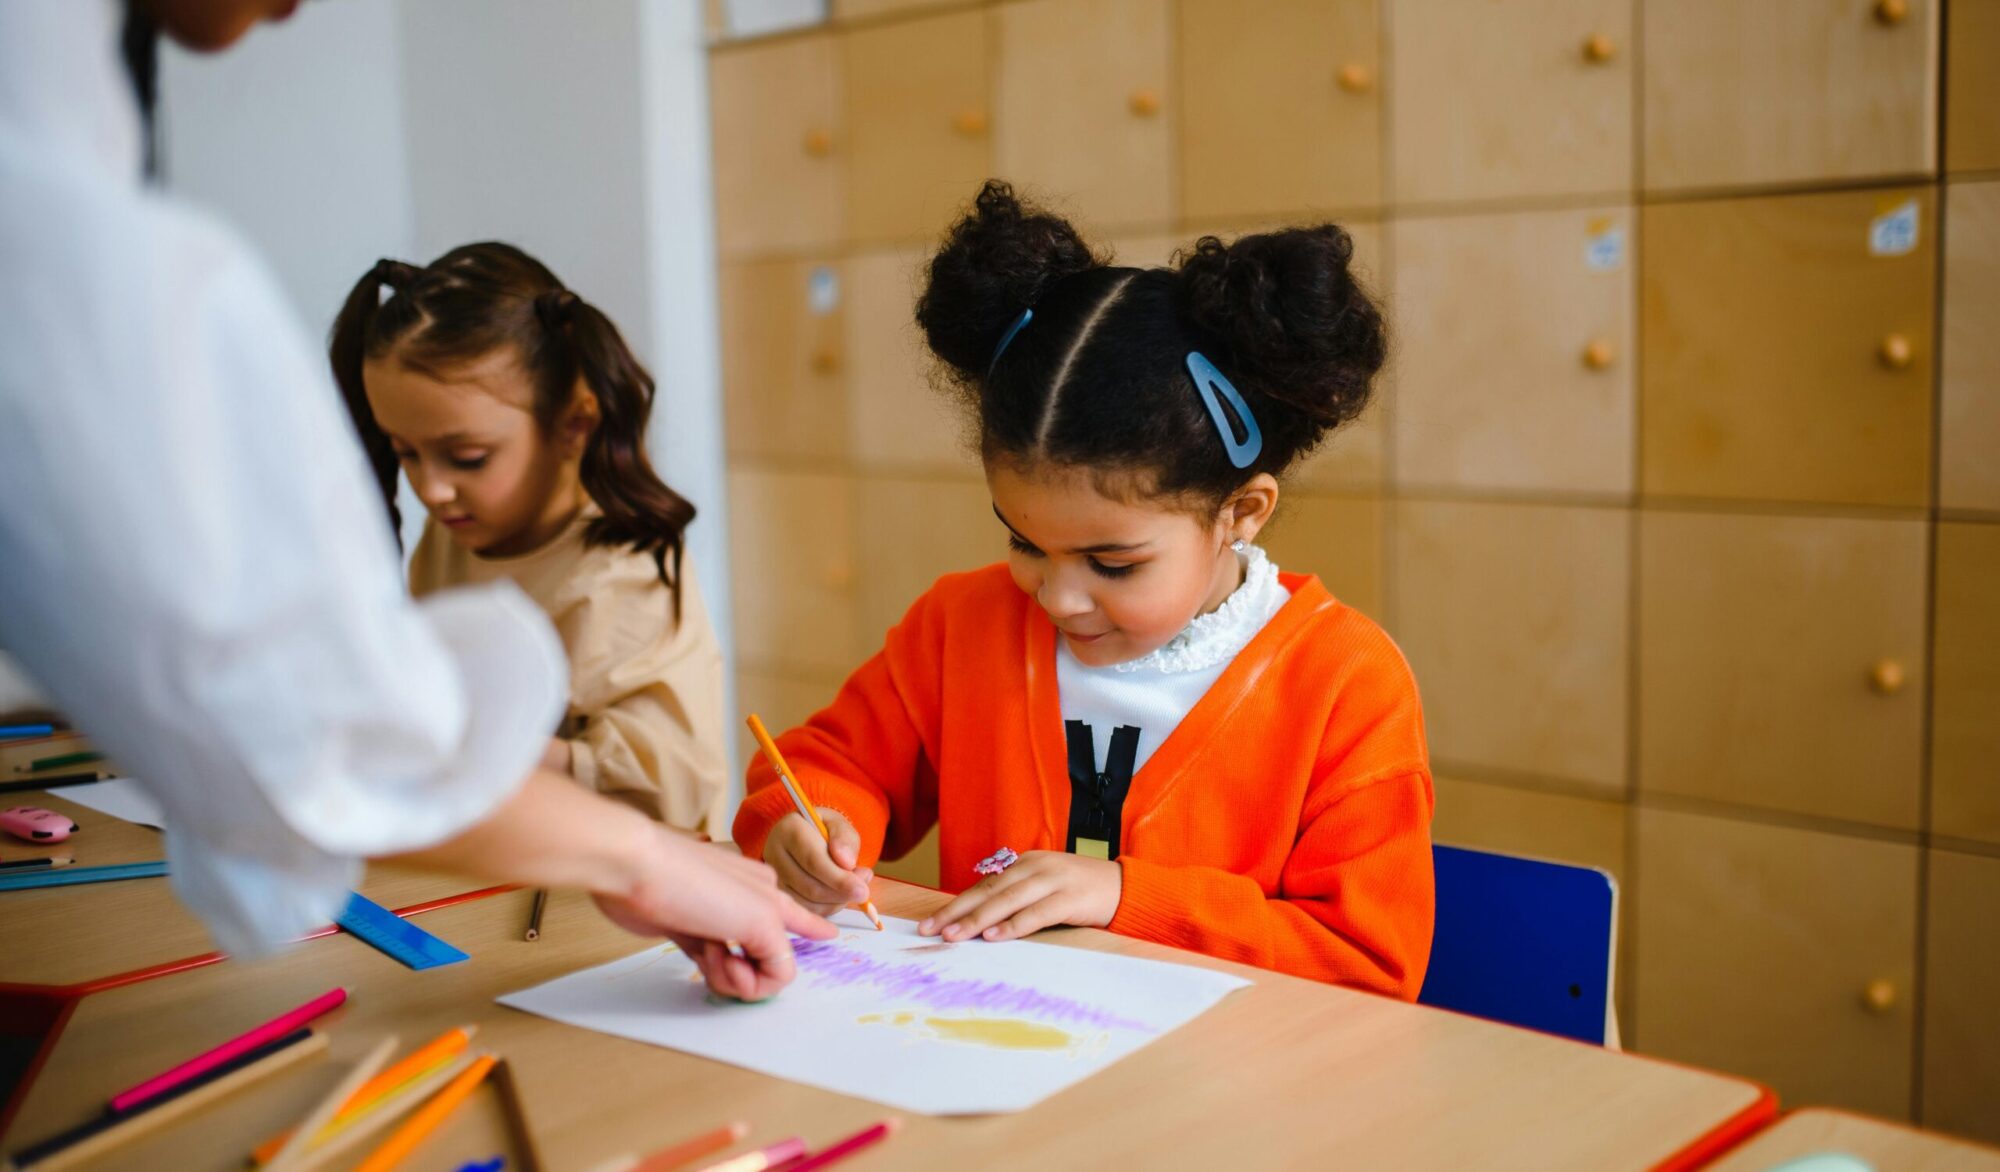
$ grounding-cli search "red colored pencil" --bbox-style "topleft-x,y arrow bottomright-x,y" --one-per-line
784,1121 -> 899,1171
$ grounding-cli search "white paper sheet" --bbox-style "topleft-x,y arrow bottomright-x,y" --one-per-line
55,778 -> 166,828
498,912 -> 1252,1115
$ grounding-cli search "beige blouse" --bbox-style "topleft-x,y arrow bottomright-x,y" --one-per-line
408,509 -> 727,834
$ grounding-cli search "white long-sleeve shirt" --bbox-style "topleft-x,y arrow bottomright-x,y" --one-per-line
0,0 -> 567,955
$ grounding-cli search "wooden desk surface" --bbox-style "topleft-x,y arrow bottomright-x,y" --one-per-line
7,880 -> 1772,1171
1708,1108 -> 2000,1171
0,791 -> 491,991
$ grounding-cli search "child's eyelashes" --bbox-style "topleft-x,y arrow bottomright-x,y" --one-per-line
449,454 -> 489,471
1006,534 -> 1137,580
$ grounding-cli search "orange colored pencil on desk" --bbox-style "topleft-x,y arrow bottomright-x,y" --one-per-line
745,714 -> 882,931
250,1025 -> 476,1164
351,1053 -> 496,1172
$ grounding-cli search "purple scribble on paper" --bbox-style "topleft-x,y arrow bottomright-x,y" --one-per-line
793,939 -> 1155,1033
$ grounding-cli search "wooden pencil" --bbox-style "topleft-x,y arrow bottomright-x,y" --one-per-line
263,1034 -> 400,1172
745,714 -> 882,930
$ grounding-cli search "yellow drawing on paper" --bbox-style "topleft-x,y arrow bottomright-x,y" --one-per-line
858,1011 -> 1088,1053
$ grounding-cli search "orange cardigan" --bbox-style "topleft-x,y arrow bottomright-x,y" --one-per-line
735,565 -> 1436,998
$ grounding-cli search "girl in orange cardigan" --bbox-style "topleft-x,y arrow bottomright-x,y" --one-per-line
735,182 -> 1435,997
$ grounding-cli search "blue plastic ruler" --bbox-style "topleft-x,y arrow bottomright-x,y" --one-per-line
335,891 -> 470,970
0,860 -> 167,893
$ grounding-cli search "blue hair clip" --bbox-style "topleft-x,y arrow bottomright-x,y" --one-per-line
1185,352 -> 1263,469
987,308 -> 1034,376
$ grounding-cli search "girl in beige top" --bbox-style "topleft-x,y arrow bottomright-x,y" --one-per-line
329,242 -> 727,835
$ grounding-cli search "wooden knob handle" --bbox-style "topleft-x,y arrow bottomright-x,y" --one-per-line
1869,659 -> 1906,696
1874,0 -> 1908,25
1128,89 -> 1162,117
802,128 -> 833,157
1582,339 -> 1617,371
1862,979 -> 1897,1014
951,109 -> 989,137
1336,64 -> 1372,94
1879,333 -> 1913,370
1582,33 -> 1617,63
810,346 -> 841,375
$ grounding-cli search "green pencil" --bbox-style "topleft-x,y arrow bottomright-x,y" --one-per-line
14,750 -> 105,774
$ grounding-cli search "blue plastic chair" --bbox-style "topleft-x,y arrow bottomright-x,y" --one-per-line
1419,843 -> 1619,1046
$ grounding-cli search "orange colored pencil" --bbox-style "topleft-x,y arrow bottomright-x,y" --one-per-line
746,714 -> 883,930
581,1120 -> 751,1172
352,1053 -> 496,1172
251,1026 -> 476,1164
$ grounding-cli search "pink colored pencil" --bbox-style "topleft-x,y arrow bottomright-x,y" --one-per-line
109,987 -> 347,1113
783,1121 -> 899,1171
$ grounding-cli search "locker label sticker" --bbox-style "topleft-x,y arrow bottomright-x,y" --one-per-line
1584,218 -> 1624,272
807,265 -> 840,315
1869,199 -> 1919,257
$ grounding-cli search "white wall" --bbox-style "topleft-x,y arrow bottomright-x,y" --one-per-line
158,1 -> 739,777
159,0 -> 415,340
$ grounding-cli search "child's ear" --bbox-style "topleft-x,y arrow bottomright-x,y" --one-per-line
1224,473 -> 1280,544
560,377 -> 600,458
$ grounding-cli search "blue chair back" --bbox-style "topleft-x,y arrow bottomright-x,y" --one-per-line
1419,843 -> 1617,1045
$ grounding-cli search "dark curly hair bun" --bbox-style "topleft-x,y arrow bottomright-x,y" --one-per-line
916,180 -> 1102,378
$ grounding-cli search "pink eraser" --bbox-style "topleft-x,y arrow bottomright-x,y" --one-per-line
1,806 -> 78,843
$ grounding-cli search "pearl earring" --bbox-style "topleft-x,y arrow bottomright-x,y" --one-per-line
1231,539 -> 1247,553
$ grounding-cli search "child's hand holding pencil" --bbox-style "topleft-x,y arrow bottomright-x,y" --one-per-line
747,715 -> 884,928
764,806 -> 876,918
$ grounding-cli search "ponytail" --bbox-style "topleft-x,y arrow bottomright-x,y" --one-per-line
329,258 -> 422,542
536,290 -> 697,617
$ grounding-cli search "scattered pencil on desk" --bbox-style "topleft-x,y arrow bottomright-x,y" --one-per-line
0,856 -> 68,872
12,750 -> 103,774
784,1120 -> 899,1171
109,986 -> 347,1113
263,1033 -> 401,1172
0,860 -> 166,894
745,714 -> 882,931
251,1024 -> 478,1165
583,1121 -> 748,1172
0,770 -> 114,796
692,1136 -> 805,1172
525,887 -> 549,941
6,1029 -> 329,1172
352,1052 -> 497,1172
288,1053 -> 480,1172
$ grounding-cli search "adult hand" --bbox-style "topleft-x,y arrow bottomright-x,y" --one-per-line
596,826 -> 837,1001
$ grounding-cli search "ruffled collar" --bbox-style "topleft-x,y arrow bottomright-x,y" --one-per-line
1109,545 -> 1288,675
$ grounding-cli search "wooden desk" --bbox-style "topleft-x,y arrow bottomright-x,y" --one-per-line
7,881 -> 1774,1170
0,791 -> 493,993
1708,1108 -> 2000,1171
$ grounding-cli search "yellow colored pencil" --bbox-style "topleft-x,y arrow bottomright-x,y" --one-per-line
352,1053 -> 496,1172
263,1034 -> 400,1172
746,714 -> 882,930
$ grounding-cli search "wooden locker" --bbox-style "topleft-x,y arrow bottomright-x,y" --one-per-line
727,469 -> 863,674
1636,807 -> 1918,1119
1933,522 -> 2000,847
1643,0 -> 1939,193
720,257 -> 848,463
1641,188 -> 1937,508
1391,206 -> 1635,495
1638,511 -> 1927,830
1260,493 -> 1385,621
841,9 -> 992,246
994,0 -> 1174,232
854,475 -> 1000,645
1942,182 -> 2000,512
1947,0 -> 2000,175
1922,848 -> 2000,1144
710,34 -> 844,256
1388,0 -> 1633,205
1177,0 -> 1382,222
1389,500 -> 1631,791
843,248 -> 980,477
